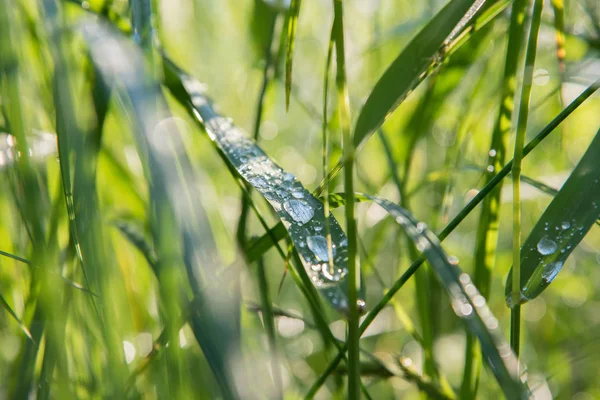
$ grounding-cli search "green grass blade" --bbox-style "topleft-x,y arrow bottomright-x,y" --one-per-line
510,0 -> 544,357
162,58 -> 363,314
113,219 -> 159,274
362,196 -> 527,399
462,0 -> 527,396
284,0 -> 301,110
505,128 -> 600,305
0,293 -> 36,343
550,0 -> 566,79
81,20 -> 241,399
352,0 -> 478,150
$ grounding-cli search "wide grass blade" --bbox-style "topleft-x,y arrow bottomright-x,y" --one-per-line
162,58 -> 363,314
80,20 -> 241,399
363,195 -> 527,399
352,0 -> 480,150
505,128 -> 600,305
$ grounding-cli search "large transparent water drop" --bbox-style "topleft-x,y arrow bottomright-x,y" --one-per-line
307,235 -> 335,262
537,236 -> 557,256
283,199 -> 314,225
541,261 -> 563,283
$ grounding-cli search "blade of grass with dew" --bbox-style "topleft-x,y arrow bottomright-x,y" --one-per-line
81,20 -> 242,399
304,80 -> 599,397
505,128 -> 600,305
510,0 -> 544,358
330,1 -> 361,398
284,0 -> 301,110
462,0 -> 527,397
161,58 -> 363,315
352,0 -> 481,150
238,1 -> 279,251
358,195 -> 526,398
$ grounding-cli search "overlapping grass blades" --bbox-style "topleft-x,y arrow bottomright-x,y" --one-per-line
505,128 -> 600,306
364,195 -> 527,399
162,58 -> 363,314
80,20 -> 241,399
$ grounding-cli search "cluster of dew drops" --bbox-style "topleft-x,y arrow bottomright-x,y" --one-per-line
205,116 -> 351,294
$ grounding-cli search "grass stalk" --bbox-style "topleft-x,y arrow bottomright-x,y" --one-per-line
511,0 -> 544,357
331,1 -> 360,398
461,0 -> 527,397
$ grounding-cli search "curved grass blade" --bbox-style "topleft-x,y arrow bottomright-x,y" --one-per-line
505,128 -> 600,306
0,294 -> 36,343
162,58 -> 363,315
352,0 -> 481,149
363,195 -> 527,399
81,20 -> 241,399
284,0 -> 301,110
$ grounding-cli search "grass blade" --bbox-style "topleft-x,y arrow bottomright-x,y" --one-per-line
284,0 -> 301,110
352,0 -> 479,150
462,0 -> 528,396
162,58 -> 363,314
81,20 -> 241,399
361,196 -> 527,399
505,128 -> 600,305
510,0 -> 544,357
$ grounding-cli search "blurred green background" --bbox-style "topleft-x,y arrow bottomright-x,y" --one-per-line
1,0 -> 599,399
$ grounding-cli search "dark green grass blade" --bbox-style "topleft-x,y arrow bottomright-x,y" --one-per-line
113,220 -> 158,274
505,128 -> 600,306
81,20 -> 241,399
363,195 -> 527,399
162,58 -> 363,314
284,0 -> 301,110
352,0 -> 479,149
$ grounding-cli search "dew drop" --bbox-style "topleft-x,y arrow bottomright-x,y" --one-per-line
561,221 -> 571,230
307,235 -> 335,262
448,255 -> 459,265
488,149 -> 497,157
283,199 -> 314,225
416,222 -> 427,233
541,261 -> 563,283
321,264 -> 346,282
537,237 -> 557,256
292,190 -> 304,199
486,165 -> 495,173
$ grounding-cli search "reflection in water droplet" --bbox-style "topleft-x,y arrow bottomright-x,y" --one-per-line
283,199 -> 314,225
541,261 -> 563,283
448,255 -> 459,265
561,221 -> 571,230
307,235 -> 335,262
357,299 -> 366,313
537,237 -> 557,256
321,263 -> 346,282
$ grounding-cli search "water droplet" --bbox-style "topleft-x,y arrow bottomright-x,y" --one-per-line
486,165 -> 495,173
357,299 -> 366,313
489,149 -> 497,157
307,235 -> 335,262
416,222 -> 427,233
340,238 -> 348,247
448,255 -> 459,265
283,172 -> 294,181
283,199 -> 314,225
541,261 -> 563,283
310,263 -> 321,272
416,236 -> 430,251
561,221 -> 571,230
321,264 -> 346,282
292,190 -> 304,199
537,237 -> 557,255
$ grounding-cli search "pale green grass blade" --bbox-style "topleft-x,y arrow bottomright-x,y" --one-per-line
162,58 -> 363,314
284,0 -> 301,110
505,128 -> 600,305
81,20 -> 241,399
